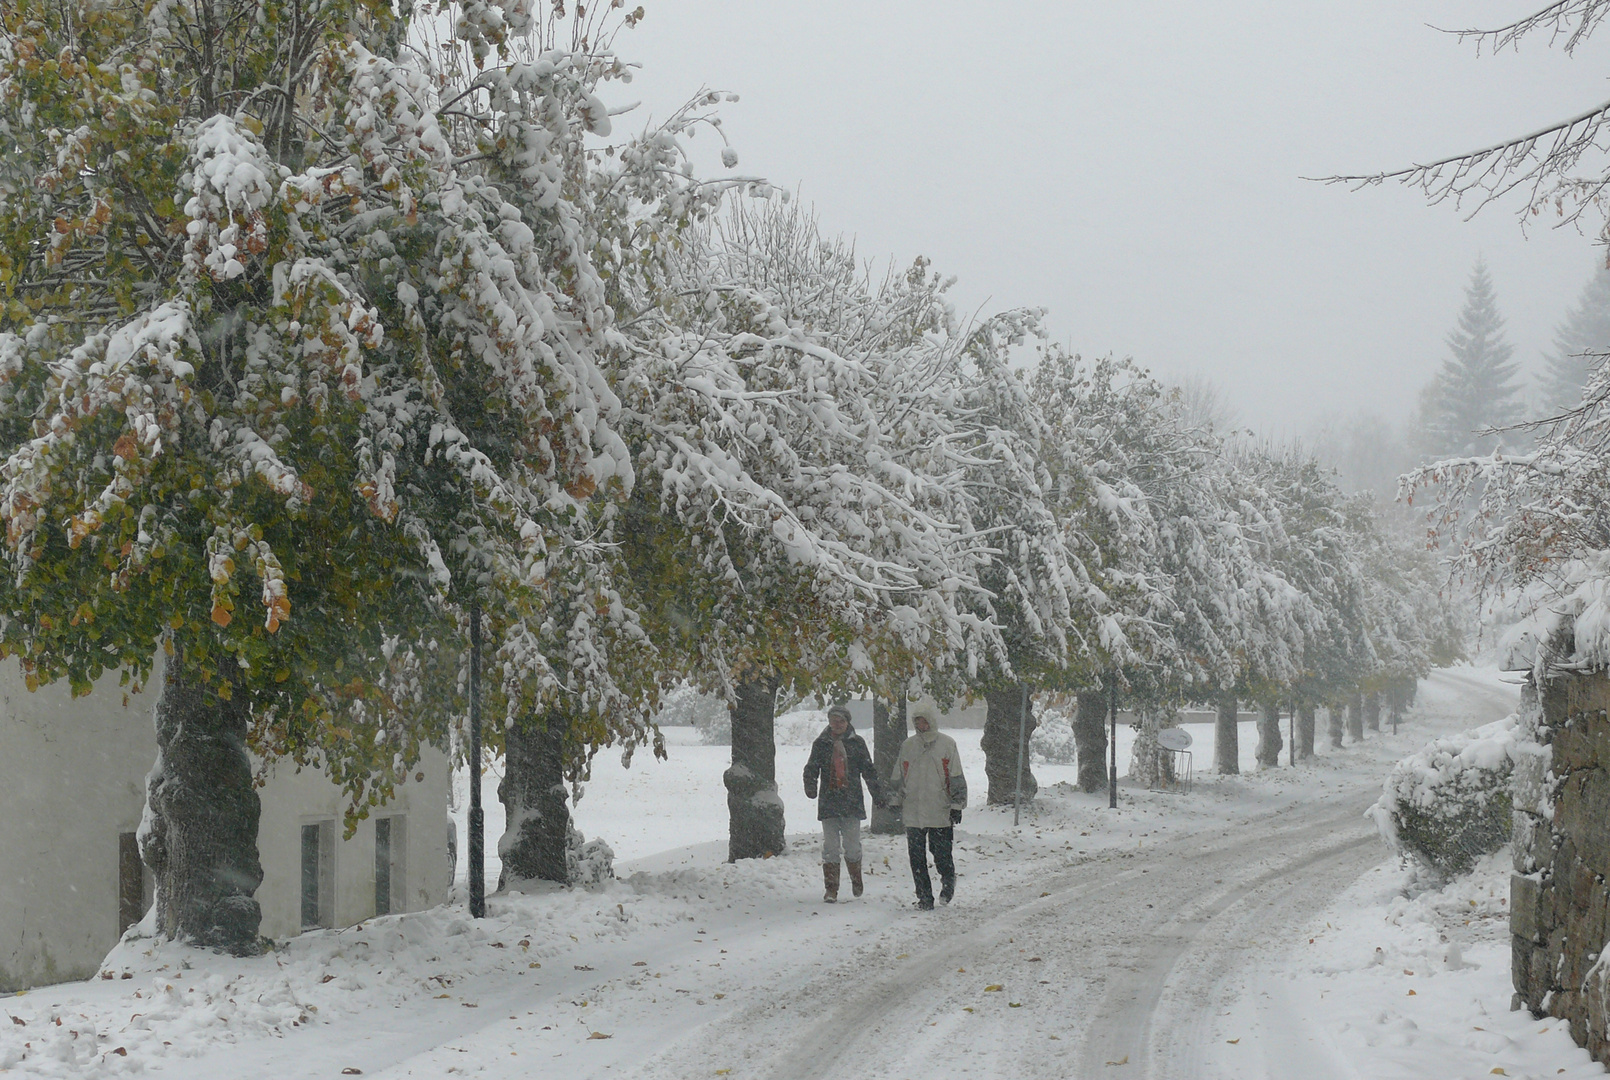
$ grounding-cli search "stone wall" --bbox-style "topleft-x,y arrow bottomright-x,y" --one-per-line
1511,667 -> 1610,1062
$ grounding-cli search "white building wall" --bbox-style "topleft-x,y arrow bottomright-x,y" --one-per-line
0,663 -> 154,991
253,748 -> 451,941
0,658 -> 452,992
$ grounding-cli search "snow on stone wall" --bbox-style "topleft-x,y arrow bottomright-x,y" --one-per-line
1510,666 -> 1610,1065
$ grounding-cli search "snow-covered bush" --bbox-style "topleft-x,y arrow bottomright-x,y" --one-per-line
566,825 -> 614,886
653,683 -> 731,745
1030,707 -> 1078,764
1368,713 -> 1521,877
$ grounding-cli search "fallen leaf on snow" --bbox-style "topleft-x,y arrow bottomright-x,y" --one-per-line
1226,1039 -> 1239,1045
633,961 -> 648,967
9,1017 -> 23,1026
1407,990 -> 1417,996
1009,1002 -> 1023,1008
1027,957 -> 1043,962
342,1070 -> 363,1076
1106,1055 -> 1129,1066
984,985 -> 1004,992
588,1032 -> 612,1040
1490,1070 -> 1507,1076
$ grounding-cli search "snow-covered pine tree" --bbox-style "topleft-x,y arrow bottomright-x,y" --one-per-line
1418,259 -> 1524,458
1540,263 -> 1610,414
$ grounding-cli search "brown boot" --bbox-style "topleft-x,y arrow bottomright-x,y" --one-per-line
823,862 -> 840,903
846,860 -> 864,897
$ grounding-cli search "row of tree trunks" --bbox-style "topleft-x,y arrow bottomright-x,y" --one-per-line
1214,690 -> 1239,775
725,675 -> 786,860
982,686 -> 1038,804
1074,690 -> 1109,793
870,696 -> 906,834
140,655 -> 265,955
497,711 -> 570,888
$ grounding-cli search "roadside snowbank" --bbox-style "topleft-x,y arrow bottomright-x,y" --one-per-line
1203,849 -> 1603,1079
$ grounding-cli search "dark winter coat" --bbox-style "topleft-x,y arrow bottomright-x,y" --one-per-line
803,723 -> 883,821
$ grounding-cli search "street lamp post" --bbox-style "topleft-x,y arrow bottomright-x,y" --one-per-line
1108,679 -> 1118,810
468,603 -> 485,919
1012,683 -> 1030,826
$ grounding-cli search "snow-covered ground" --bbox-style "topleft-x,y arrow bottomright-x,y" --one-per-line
3,665 -> 1595,1078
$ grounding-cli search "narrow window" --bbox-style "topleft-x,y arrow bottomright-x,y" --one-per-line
373,817 -> 391,916
375,816 -> 407,917
118,832 -> 148,935
300,820 -> 335,930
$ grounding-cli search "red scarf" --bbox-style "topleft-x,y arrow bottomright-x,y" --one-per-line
831,737 -> 847,788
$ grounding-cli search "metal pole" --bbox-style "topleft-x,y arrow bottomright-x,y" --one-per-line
1288,701 -> 1296,767
468,603 -> 485,919
1013,683 -> 1030,826
1108,679 -> 1118,810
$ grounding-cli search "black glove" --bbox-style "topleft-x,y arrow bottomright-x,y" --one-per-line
950,808 -> 962,825
804,783 -> 817,800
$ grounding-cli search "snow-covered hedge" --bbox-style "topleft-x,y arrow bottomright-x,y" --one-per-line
1368,713 -> 1521,877
566,824 -> 614,886
1030,707 -> 1078,764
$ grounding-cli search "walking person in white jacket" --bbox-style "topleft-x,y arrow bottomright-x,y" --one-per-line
887,709 -> 968,910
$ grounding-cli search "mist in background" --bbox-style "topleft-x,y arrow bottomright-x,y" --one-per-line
609,1 -> 1610,487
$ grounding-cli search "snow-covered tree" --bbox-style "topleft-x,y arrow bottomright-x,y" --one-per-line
1418,260 -> 1524,459
612,200 -> 1006,857
0,0 -> 667,943
1541,262 -> 1610,414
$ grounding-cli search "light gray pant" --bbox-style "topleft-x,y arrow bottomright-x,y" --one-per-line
821,817 -> 862,864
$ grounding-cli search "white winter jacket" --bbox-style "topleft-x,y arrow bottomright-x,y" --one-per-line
889,727 -> 968,829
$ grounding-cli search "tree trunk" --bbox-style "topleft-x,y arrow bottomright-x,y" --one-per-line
1254,700 -> 1282,768
1214,690 -> 1239,775
1388,682 -> 1405,730
870,696 -> 905,834
1346,693 -> 1365,742
725,675 -> 784,860
1296,701 -> 1316,760
1127,706 -> 1175,787
1074,690 -> 1109,793
982,685 -> 1038,805
1364,691 -> 1382,732
1327,703 -> 1344,748
140,655 -> 263,955
497,710 -> 569,888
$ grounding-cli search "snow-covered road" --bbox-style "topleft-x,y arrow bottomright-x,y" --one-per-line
13,666 -> 1603,1079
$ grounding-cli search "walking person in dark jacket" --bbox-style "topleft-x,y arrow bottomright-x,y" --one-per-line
803,705 -> 884,902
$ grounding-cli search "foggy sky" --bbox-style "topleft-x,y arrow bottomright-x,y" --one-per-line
606,1 -> 1610,437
